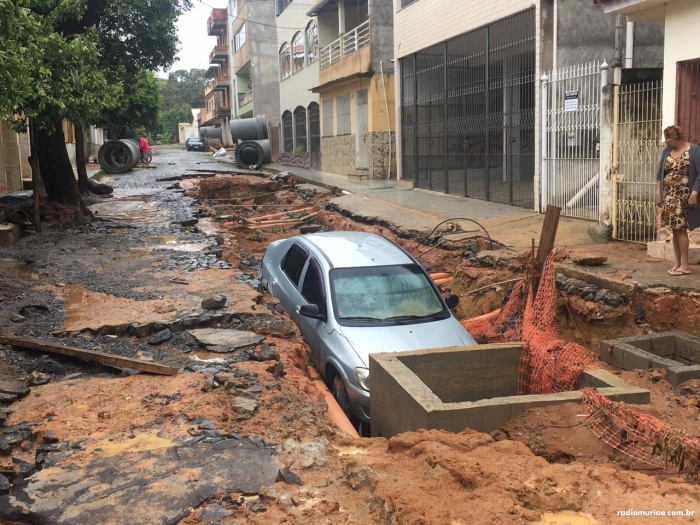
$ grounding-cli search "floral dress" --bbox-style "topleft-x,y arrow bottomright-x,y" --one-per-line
660,148 -> 691,231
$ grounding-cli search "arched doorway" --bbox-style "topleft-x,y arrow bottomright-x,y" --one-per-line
308,102 -> 320,169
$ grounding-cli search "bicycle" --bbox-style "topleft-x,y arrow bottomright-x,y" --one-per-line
140,151 -> 152,166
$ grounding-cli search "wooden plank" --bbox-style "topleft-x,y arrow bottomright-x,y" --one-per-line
537,205 -> 561,266
0,336 -> 178,376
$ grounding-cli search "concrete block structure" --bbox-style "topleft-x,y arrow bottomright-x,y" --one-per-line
601,332 -> 700,386
370,343 -> 649,438
307,0 -> 396,180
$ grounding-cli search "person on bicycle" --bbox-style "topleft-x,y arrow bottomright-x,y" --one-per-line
139,136 -> 151,156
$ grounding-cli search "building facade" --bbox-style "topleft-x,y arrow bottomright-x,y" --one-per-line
308,0 -> 396,180
598,0 -> 700,142
201,8 -> 234,146
394,0 -> 663,210
276,0 -> 321,169
229,0 -> 281,155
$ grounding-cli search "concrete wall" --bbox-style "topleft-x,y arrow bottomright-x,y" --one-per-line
663,0 -> 700,130
368,0 -> 394,75
540,0 -> 663,70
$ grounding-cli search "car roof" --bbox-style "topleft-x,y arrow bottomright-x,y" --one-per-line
300,232 -> 413,269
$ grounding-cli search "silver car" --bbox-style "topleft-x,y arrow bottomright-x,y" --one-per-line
260,232 -> 476,427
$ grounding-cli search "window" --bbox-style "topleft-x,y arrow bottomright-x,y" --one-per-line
322,99 -> 334,136
306,21 -> 318,63
336,94 -> 351,135
279,43 -> 291,80
294,106 -> 307,152
234,24 -> 246,52
330,264 -> 448,325
276,0 -> 292,16
399,0 -> 418,8
291,32 -> 305,73
301,258 -> 326,310
282,110 -> 293,152
281,243 -> 308,286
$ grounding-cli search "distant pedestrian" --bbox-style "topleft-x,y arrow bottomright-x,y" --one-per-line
656,125 -> 700,275
139,136 -> 150,155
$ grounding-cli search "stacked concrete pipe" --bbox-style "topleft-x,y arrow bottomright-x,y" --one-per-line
97,139 -> 141,174
230,116 -> 271,168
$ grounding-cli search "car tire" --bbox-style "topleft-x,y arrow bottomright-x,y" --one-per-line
332,375 -> 352,417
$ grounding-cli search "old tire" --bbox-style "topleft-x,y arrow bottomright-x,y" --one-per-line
332,375 -> 352,417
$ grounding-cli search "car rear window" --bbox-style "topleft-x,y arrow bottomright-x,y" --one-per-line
282,243 -> 308,286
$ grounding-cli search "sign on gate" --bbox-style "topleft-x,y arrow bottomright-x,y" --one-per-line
564,90 -> 579,112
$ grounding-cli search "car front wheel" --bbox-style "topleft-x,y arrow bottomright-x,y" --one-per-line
332,375 -> 352,417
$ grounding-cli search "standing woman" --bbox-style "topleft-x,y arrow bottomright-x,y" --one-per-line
656,125 -> 700,275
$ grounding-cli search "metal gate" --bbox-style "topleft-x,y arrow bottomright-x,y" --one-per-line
541,62 -> 603,219
612,80 -> 663,242
400,8 -> 536,208
308,102 -> 320,169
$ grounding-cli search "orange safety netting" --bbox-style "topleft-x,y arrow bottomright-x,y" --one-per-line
462,252 -> 596,395
582,388 -> 700,477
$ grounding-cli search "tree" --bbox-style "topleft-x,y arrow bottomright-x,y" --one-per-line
159,103 -> 192,143
98,69 -> 161,137
160,69 -> 207,111
6,0 -> 189,205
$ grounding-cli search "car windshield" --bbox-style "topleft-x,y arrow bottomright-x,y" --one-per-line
330,264 -> 447,324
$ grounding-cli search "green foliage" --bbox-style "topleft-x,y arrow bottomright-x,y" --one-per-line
160,69 -> 207,110
98,68 -> 161,135
159,103 -> 191,143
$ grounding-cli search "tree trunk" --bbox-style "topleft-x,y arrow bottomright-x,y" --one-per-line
36,120 -> 80,206
75,126 -> 89,194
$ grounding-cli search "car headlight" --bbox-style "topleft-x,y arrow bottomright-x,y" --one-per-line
355,368 -> 370,392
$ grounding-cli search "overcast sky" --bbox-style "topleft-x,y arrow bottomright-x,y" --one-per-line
159,0 -> 228,77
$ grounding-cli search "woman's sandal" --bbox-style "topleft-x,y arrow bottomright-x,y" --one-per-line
669,269 -> 691,276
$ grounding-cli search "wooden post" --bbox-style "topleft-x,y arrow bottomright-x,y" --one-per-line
537,205 -> 561,268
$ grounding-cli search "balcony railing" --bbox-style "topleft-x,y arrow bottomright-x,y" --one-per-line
238,90 -> 253,107
210,45 -> 229,64
207,10 -> 227,35
320,19 -> 370,70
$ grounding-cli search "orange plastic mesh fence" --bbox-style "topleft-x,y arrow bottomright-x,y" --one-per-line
462,252 -> 596,394
582,388 -> 700,476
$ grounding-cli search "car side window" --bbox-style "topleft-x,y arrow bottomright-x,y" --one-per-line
301,258 -> 325,309
281,243 -> 308,286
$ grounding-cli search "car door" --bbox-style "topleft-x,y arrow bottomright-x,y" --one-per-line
274,243 -> 309,324
297,257 -> 328,363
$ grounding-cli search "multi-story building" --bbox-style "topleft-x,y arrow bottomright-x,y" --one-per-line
276,0 -> 321,169
229,0 -> 281,154
307,0 -> 396,179
201,8 -> 233,146
393,0 -> 662,211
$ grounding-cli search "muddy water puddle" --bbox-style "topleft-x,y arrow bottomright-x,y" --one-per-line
535,511 -> 597,525
140,236 -> 212,253
0,258 -> 40,279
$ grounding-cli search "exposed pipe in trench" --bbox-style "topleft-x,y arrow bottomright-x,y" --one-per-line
307,367 -> 360,439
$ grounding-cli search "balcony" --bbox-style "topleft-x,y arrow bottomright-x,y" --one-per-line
210,45 -> 229,64
216,107 -> 231,119
207,9 -> 227,36
205,75 -> 231,96
238,90 -> 253,107
320,20 -> 370,69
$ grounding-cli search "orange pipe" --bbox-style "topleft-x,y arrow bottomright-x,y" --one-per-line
465,308 -> 502,323
250,206 -> 313,222
430,272 -> 450,280
433,278 -> 453,286
308,367 -> 360,439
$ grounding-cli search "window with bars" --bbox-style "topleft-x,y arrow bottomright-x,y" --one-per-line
306,21 -> 318,63
336,94 -> 351,135
282,111 -> 293,152
292,32 -> 305,74
234,24 -> 246,52
294,106 -> 307,152
322,99 -> 334,136
279,43 -> 291,80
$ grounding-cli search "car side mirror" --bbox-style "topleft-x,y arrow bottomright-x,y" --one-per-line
299,303 -> 325,320
444,294 -> 459,309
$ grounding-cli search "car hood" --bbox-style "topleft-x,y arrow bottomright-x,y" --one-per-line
338,317 -> 477,367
